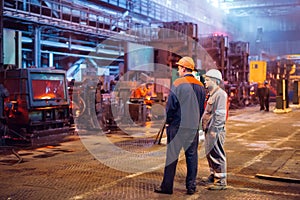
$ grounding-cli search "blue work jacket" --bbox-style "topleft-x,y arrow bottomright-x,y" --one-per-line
166,74 -> 206,129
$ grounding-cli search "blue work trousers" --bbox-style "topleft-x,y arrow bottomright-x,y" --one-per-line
160,126 -> 199,192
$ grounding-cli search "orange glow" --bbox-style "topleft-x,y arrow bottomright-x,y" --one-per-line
32,80 -> 65,100
40,94 -> 56,99
213,32 -> 227,37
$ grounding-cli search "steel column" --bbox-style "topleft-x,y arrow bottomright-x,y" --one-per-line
0,0 -> 3,67
33,26 -> 41,67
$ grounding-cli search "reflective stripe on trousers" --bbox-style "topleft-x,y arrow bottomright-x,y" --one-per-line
205,129 -> 227,184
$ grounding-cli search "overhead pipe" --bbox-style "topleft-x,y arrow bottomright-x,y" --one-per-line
41,50 -> 123,61
22,36 -> 124,56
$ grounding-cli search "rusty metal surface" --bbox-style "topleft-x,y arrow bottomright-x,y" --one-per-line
0,103 -> 300,200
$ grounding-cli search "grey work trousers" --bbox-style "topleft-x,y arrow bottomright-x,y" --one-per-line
205,129 -> 227,185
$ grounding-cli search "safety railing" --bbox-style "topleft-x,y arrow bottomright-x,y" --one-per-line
3,0 -> 200,41
3,0 -> 139,40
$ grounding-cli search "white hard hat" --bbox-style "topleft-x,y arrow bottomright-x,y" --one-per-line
205,69 -> 222,80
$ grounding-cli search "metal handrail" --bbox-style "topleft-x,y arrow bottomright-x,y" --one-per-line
4,0 -> 206,49
4,0 -> 201,41
4,0 -> 137,40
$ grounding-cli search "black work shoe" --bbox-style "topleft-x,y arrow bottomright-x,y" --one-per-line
206,184 -> 227,190
186,188 -> 196,195
199,175 -> 214,185
154,187 -> 173,195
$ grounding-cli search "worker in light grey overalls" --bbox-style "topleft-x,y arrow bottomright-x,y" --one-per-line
200,69 -> 228,190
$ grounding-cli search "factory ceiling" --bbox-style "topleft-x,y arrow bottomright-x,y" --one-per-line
2,0 -> 300,66
215,0 -> 300,55
220,0 -> 300,17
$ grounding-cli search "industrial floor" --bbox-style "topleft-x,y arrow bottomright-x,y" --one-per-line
0,103 -> 300,200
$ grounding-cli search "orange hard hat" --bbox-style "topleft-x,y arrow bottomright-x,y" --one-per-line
176,56 -> 195,70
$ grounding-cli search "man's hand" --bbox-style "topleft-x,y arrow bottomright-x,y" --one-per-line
210,131 -> 216,138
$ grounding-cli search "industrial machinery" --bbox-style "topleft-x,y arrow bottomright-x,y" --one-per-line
267,59 -> 298,111
0,67 -> 71,146
200,35 -> 252,108
199,34 -> 228,77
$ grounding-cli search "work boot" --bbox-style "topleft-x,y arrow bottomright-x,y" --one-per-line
186,188 -> 196,195
154,186 -> 173,195
206,184 -> 227,190
199,174 -> 214,186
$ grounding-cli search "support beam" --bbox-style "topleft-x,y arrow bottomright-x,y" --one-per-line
0,0 -> 3,67
23,0 -> 27,11
49,52 -> 54,67
15,31 -> 22,68
33,26 -> 41,67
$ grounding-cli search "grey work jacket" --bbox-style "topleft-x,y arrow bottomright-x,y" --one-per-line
202,87 -> 227,133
